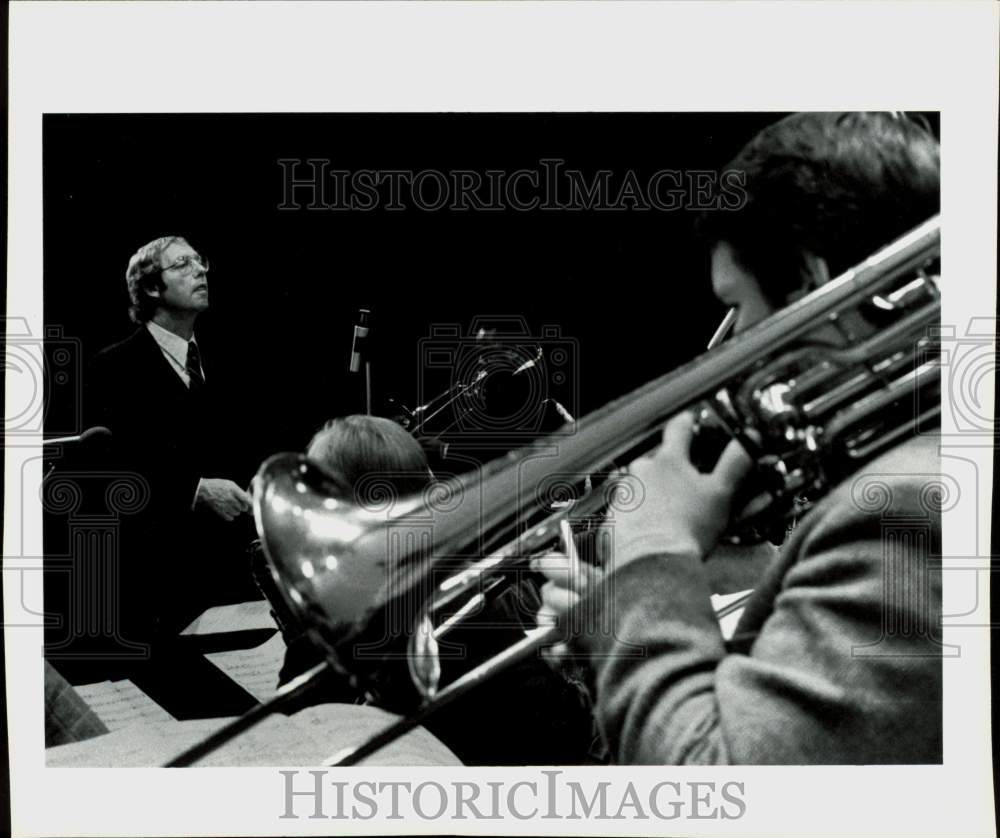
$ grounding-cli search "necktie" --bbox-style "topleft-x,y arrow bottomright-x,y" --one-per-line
186,341 -> 205,391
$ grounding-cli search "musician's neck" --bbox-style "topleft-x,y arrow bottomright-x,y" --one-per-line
151,310 -> 197,341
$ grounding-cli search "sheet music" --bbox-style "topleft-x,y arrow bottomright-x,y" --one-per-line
71,679 -> 175,731
46,705 -> 462,767
181,600 -> 277,636
46,718 -> 220,767
204,631 -> 288,703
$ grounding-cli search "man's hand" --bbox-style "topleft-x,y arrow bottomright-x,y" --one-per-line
532,548 -> 604,664
534,549 -> 605,634
612,411 -> 754,570
195,478 -> 252,521
531,412 -> 753,662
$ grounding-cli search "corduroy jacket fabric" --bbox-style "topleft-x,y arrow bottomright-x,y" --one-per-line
582,434 -> 942,764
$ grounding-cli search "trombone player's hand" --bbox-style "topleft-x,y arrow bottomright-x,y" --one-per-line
533,411 -> 753,657
614,411 -> 754,567
532,529 -> 605,663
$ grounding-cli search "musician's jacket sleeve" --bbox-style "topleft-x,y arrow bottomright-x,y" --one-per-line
580,435 -> 942,764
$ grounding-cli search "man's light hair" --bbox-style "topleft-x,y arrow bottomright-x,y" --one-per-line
125,235 -> 188,323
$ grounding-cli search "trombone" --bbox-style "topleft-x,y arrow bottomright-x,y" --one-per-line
165,215 -> 941,767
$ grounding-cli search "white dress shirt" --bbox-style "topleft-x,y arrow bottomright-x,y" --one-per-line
146,320 -> 206,507
146,320 -> 204,388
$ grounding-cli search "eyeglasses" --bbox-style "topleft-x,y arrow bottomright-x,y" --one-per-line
162,253 -> 209,274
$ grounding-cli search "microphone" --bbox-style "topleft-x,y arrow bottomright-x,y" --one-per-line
349,308 -> 371,374
42,426 -> 112,446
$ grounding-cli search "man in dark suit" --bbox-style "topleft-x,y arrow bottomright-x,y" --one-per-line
87,236 -> 253,645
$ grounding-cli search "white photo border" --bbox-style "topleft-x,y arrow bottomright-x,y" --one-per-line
6,2 -> 999,836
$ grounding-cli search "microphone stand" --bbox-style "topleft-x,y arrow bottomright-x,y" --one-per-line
349,309 -> 373,416
365,360 -> 372,416
40,426 -> 113,483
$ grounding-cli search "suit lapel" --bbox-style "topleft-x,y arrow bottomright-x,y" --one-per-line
134,326 -> 195,399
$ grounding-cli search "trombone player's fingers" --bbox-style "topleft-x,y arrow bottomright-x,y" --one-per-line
659,408 -> 698,456
530,550 -> 603,596
537,578 -> 579,629
533,522 -> 605,665
534,550 -> 605,651
715,436 -> 755,487
537,573 -> 602,667
537,580 -> 579,668
533,552 -> 580,635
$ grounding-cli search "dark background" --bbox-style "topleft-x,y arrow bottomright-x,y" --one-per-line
42,112 -> 791,471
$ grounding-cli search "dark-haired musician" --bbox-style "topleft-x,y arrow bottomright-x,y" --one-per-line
536,112 -> 943,764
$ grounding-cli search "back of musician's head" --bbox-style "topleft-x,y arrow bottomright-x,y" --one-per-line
698,112 -> 940,305
307,415 -> 433,502
125,235 -> 188,323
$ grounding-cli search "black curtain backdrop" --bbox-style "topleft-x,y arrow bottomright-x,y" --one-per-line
43,112 -> 800,470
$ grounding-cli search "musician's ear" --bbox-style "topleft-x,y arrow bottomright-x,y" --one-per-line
787,251 -> 831,303
804,252 -> 831,287
143,272 -> 165,301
